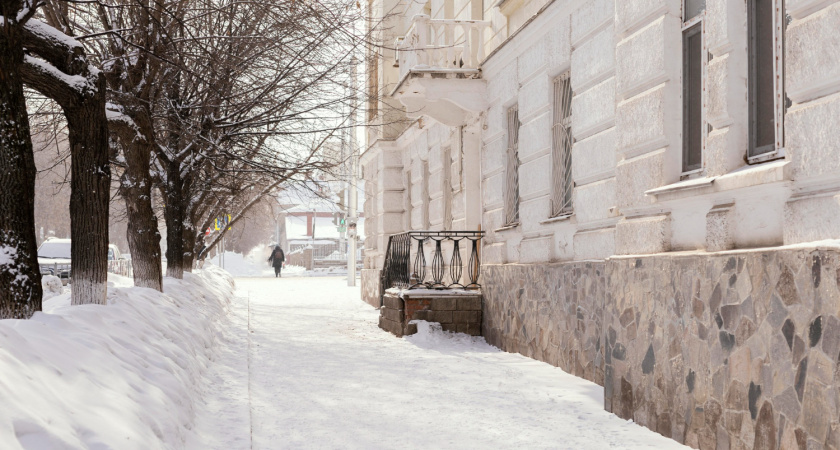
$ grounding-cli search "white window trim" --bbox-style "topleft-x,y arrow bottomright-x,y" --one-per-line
681,12 -> 708,177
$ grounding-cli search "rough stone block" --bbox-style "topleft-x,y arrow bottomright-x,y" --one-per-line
381,306 -> 403,323
571,0 -> 613,45
466,322 -> 482,336
574,178 -> 617,223
457,296 -> 482,310
615,215 -> 671,255
615,0 -> 679,37
519,154 -> 552,199
571,25 -> 615,91
404,322 -> 418,336
431,297 -> 457,310
382,294 -> 404,310
706,203 -> 735,252
573,227 -> 616,260
572,77 -> 616,140
432,310 -> 454,323
615,150 -> 666,209
410,309 -> 432,321
519,236 -> 554,264
784,194 -> 840,244
786,3 -> 840,103
615,16 -> 678,97
518,76 -> 551,124
517,39 -> 548,82
616,85 -> 674,155
441,322 -> 458,332
378,316 -> 403,336
482,172 -> 505,210
453,310 -> 481,323
486,60 -> 518,104
572,127 -> 616,185
787,92 -> 840,179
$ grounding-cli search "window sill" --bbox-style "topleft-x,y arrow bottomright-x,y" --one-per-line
645,160 -> 790,202
540,213 -> 573,225
494,223 -> 519,233
747,148 -> 785,165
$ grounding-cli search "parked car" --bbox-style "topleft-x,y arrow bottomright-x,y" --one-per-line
107,244 -> 133,277
108,244 -> 122,261
37,238 -> 72,285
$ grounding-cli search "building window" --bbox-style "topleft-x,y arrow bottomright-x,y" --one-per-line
551,73 -> 573,217
504,105 -> 520,226
682,0 -> 705,173
748,0 -> 785,161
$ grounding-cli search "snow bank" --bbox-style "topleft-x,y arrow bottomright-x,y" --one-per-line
406,320 -> 500,353
0,266 -> 234,449
41,275 -> 63,300
211,245 -> 273,278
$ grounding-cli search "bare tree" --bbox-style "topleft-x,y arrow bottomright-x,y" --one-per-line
0,0 -> 42,318
19,7 -> 111,306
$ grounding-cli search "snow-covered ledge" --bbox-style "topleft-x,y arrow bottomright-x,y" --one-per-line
644,159 -> 790,202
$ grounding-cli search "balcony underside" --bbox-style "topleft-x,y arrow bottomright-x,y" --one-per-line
391,70 -> 487,127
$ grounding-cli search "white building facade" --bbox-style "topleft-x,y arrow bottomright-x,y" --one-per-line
363,0 -> 840,446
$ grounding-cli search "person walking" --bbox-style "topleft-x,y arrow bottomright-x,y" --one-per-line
268,245 -> 285,278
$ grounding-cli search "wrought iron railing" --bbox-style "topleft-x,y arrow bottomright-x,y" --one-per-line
380,231 -> 484,301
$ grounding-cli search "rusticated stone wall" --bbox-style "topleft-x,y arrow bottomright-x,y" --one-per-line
482,262 -> 607,386
361,269 -> 381,308
605,248 -> 840,449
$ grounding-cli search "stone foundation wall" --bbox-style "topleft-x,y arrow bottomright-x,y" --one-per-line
482,262 -> 607,386
361,269 -> 381,308
605,248 -> 840,449
379,291 -> 482,337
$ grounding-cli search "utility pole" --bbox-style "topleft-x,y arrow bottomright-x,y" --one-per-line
347,56 -> 358,287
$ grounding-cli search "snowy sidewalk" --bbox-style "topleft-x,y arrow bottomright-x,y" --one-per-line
193,276 -> 686,449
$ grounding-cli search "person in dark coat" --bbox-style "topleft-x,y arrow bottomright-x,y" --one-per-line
268,245 -> 285,277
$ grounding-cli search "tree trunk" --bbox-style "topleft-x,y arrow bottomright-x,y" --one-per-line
120,140 -> 163,290
181,221 -> 196,273
0,6 -> 43,318
164,163 -> 189,279
65,74 -> 110,305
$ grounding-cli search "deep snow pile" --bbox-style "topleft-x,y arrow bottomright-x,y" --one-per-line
0,266 -> 234,449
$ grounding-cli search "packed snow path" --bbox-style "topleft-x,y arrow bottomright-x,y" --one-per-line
192,276 -> 686,449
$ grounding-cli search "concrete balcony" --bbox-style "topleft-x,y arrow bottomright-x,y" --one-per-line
391,15 -> 491,126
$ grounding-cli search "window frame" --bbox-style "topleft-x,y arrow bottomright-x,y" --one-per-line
550,72 -> 574,218
681,11 -> 707,176
746,0 -> 787,164
503,104 -> 521,227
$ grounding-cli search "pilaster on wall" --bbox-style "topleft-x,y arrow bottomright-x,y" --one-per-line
783,0 -> 840,244
613,0 -> 681,255
703,0 -> 748,177
361,142 -> 405,271
570,0 -> 618,261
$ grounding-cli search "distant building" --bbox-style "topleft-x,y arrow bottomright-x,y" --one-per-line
363,0 -> 840,446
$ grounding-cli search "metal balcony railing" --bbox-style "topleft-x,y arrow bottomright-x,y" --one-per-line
396,15 -> 491,80
380,230 -> 484,303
